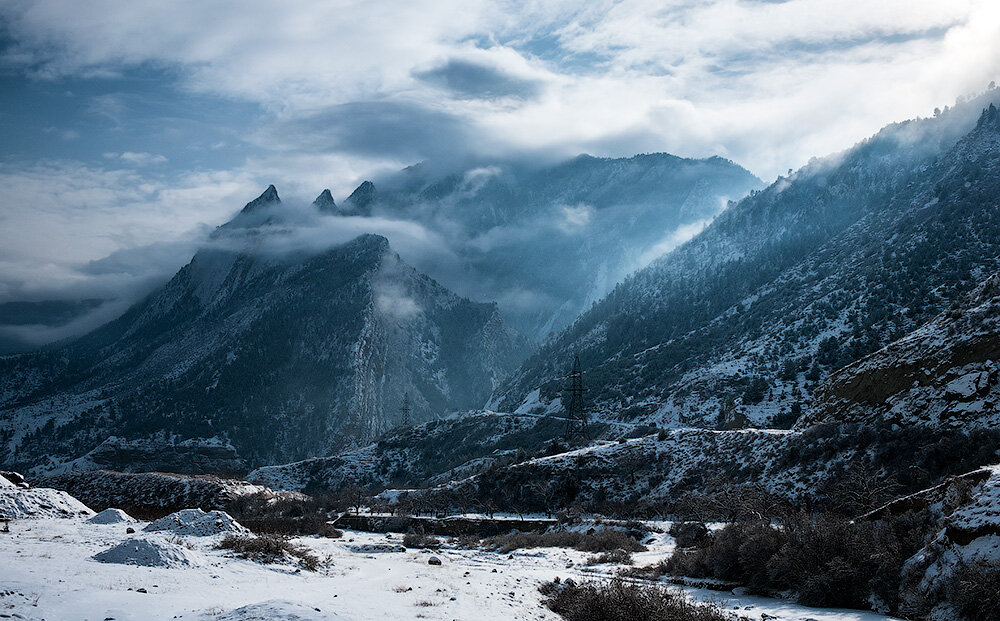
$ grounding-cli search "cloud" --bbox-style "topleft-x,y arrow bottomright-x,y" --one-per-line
556,204 -> 594,232
413,58 -> 542,100
0,0 -> 997,347
261,101 -> 480,161
103,151 -> 168,166
1,0 -> 993,181
0,159 -> 257,306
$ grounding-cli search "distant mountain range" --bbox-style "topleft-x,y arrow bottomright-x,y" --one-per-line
492,94 -> 1000,430
0,189 -> 530,471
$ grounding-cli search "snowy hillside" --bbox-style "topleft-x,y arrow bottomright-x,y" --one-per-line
802,269 -> 1000,430
492,94 -> 1000,429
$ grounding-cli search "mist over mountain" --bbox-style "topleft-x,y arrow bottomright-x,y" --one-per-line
0,190 -> 531,471
360,153 -> 762,340
492,91 -> 1000,429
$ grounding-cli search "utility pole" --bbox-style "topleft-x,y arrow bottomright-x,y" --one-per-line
563,355 -> 588,439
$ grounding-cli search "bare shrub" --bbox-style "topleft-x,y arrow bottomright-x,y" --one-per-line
483,529 -> 646,554
217,534 -> 325,571
539,578 -> 747,621
587,549 -> 633,565
669,522 -> 709,548
402,531 -> 441,549
226,492 -> 342,538
948,560 -> 1000,621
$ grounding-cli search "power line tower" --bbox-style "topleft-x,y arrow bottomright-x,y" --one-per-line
563,355 -> 588,440
400,392 -> 412,426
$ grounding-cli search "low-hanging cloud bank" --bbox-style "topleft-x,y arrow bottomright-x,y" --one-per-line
0,0 -> 997,347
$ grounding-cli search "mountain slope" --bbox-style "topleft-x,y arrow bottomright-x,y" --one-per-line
800,269 -> 1000,430
363,153 -> 762,339
0,189 -> 531,471
492,94 -> 1000,428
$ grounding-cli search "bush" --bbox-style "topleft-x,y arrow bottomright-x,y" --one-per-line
665,511 -> 933,611
217,534 -> 325,571
226,492 -> 343,538
483,529 -> 646,554
948,561 -> 1000,621
403,531 -> 441,549
670,522 -> 709,548
587,549 -> 633,565
539,578 -> 748,621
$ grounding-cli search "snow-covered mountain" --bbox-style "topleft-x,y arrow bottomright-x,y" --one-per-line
0,187 -> 531,471
800,269 -> 1000,430
359,153 -> 762,339
492,94 -> 1000,429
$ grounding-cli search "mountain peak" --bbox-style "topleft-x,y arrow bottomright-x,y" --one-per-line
976,102 -> 1000,130
342,180 -> 375,215
240,184 -> 281,214
312,189 -> 337,213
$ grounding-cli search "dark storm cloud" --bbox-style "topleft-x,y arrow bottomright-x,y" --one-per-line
265,101 -> 482,161
413,58 -> 542,101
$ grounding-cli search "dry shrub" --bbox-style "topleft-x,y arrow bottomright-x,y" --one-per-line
587,549 -> 633,565
948,560 -> 1000,621
483,529 -> 645,554
669,522 -> 709,548
226,492 -> 343,538
539,578 -> 747,621
217,534 -> 325,571
402,531 -> 441,549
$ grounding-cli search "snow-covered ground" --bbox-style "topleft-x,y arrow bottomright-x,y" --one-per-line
0,514 -> 903,620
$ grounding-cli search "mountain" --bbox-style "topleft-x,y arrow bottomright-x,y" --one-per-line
800,270 -> 1000,430
357,153 -> 762,339
0,188 -> 531,472
491,94 -> 1000,428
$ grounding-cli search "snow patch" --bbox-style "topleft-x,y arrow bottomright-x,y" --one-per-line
144,508 -> 248,537
200,600 -> 338,620
0,487 -> 93,519
93,535 -> 205,568
87,508 -> 137,525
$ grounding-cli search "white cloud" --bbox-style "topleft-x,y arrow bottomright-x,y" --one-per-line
104,151 -> 168,166
556,204 -> 594,232
2,0 -> 995,179
0,160 -> 257,303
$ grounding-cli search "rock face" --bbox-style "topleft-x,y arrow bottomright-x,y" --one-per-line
39,470 -> 273,514
78,436 -> 245,475
801,272 -> 1000,430
0,193 -> 531,472
491,95 -> 1000,429
896,464 -> 1000,617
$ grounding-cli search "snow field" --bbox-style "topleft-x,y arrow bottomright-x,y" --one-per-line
0,516 -> 903,621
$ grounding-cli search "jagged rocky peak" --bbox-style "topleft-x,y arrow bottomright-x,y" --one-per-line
978,102 -> 1000,128
239,184 -> 281,214
312,189 -> 337,213
341,180 -> 375,215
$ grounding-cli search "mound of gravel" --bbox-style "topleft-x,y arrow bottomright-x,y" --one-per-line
144,508 -> 248,537
87,508 -> 137,524
0,487 -> 93,519
93,535 -> 204,568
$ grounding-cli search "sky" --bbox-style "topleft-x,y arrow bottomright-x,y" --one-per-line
0,0 -> 998,343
